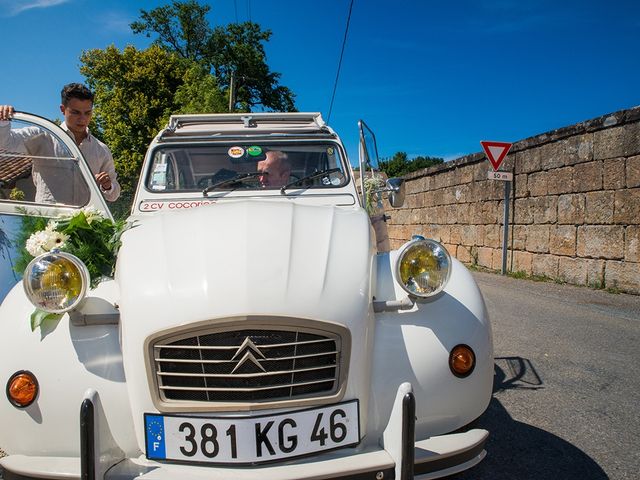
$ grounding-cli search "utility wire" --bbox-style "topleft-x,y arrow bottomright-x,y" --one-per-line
327,0 -> 354,123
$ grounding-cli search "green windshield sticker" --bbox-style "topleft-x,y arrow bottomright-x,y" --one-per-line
247,146 -> 263,156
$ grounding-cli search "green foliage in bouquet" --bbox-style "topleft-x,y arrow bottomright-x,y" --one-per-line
13,214 -> 49,273
15,208 -> 129,289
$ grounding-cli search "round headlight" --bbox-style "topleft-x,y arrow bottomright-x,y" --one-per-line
396,238 -> 452,297
23,252 -> 89,313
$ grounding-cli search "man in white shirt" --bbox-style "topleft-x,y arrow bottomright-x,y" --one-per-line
0,83 -> 120,204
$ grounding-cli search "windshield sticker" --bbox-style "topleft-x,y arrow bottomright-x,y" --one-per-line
228,146 -> 245,158
151,170 -> 167,189
327,147 -> 335,155
247,146 -> 263,157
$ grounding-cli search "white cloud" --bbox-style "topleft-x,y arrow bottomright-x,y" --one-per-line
2,0 -> 71,16
100,11 -> 133,34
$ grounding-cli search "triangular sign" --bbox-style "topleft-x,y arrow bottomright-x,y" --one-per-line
480,141 -> 513,171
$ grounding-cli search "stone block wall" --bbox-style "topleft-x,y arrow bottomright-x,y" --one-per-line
386,106 -> 640,294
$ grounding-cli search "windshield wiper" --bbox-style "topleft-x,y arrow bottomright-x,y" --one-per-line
203,171 -> 266,196
280,168 -> 341,194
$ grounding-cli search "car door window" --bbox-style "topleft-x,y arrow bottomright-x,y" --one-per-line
358,120 -> 385,215
1,118 -> 90,207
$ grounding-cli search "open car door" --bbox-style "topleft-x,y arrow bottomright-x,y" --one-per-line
0,112 -> 112,302
0,112 -> 112,218
358,120 -> 392,252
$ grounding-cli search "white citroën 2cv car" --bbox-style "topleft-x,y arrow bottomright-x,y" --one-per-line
0,112 -> 493,479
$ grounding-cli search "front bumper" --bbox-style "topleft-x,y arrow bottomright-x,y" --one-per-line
0,385 -> 487,480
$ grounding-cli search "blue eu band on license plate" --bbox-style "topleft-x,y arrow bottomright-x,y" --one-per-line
145,400 -> 360,464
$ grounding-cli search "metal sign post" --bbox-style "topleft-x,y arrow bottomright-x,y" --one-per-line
501,180 -> 511,274
481,141 -> 513,275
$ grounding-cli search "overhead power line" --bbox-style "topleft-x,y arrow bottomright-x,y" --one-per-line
327,0 -> 354,123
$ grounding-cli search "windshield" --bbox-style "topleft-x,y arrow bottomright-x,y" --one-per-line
145,142 -> 348,193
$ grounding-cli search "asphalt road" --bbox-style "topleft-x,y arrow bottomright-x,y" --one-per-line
1,272 -> 638,479
450,271 -> 640,480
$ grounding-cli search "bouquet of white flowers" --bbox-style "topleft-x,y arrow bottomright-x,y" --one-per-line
17,207 -> 130,331
25,222 -> 69,257
18,206 -> 128,288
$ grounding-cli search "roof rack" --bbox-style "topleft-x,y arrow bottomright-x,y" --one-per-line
167,112 -> 326,131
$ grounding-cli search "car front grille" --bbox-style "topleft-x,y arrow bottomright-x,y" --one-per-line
150,322 -> 347,408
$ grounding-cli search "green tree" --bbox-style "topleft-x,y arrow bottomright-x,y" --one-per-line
173,64 -> 227,113
80,44 -> 189,218
130,0 -> 212,61
207,22 -> 295,111
411,155 -> 445,170
379,151 -> 444,177
131,0 -> 295,112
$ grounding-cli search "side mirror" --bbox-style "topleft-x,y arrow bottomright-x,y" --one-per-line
386,178 -> 405,208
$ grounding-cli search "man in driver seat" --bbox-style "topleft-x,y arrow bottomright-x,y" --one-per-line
257,150 -> 291,188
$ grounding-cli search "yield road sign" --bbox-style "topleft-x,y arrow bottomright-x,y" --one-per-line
481,141 -> 512,171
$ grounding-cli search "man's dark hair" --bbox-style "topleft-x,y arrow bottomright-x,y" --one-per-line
60,83 -> 94,106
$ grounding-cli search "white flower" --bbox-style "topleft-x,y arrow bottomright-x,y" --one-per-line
43,230 -> 68,251
26,230 -> 50,256
56,211 -> 75,220
364,174 -> 385,214
82,206 -> 103,224
364,175 -> 385,190
25,228 -> 68,256
45,220 -> 58,232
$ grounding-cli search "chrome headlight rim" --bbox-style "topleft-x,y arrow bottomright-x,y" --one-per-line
394,237 -> 452,298
22,251 -> 90,314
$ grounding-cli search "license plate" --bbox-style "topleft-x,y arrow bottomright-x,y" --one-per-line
145,400 -> 360,464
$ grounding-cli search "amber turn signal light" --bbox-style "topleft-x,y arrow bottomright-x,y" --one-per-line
449,345 -> 476,378
6,371 -> 39,408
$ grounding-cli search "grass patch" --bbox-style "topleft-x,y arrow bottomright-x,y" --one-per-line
506,270 -> 556,283
466,262 -> 625,294
507,270 -> 528,280
460,257 -> 629,294
467,246 -> 479,267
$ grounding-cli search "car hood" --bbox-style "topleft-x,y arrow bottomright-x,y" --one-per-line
117,199 -> 373,324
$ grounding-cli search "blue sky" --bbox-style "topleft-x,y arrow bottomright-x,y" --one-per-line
1,0 -> 639,299
0,0 -> 639,163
